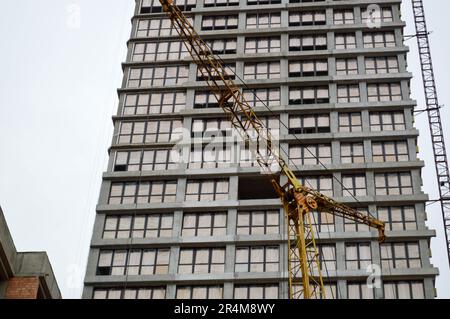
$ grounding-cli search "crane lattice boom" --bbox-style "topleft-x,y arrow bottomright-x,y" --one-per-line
411,0 -> 450,265
159,0 -> 385,299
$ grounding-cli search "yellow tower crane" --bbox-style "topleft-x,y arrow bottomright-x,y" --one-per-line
158,0 -> 386,299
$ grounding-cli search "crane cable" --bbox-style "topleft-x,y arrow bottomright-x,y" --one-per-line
128,7 -> 391,299
163,7 -> 387,299
121,9 -> 177,297
190,39 -> 344,299
204,44 -> 379,222
237,59 -> 395,299
196,38 -> 395,300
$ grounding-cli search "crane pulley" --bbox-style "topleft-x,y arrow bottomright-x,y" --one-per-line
158,0 -> 385,299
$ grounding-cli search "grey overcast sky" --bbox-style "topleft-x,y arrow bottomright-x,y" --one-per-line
0,0 -> 449,299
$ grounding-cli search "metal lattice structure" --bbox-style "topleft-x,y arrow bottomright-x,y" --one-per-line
411,0 -> 450,265
158,0 -> 386,299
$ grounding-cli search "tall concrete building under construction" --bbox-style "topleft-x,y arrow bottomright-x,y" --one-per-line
83,0 -> 439,299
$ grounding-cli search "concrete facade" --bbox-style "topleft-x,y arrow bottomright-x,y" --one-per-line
0,207 -> 61,299
83,0 -> 438,299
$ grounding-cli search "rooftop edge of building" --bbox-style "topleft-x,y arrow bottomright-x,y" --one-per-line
0,206 -> 61,299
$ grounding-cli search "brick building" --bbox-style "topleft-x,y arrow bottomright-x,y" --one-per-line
0,206 -> 61,299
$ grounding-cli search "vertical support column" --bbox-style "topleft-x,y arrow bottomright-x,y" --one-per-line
355,30 -> 363,49
84,249 -> 101,283
335,240 -> 345,299
334,172 -> 342,198
176,178 -> 187,203
173,210 -> 183,237
354,7 -> 361,25
193,13 -> 202,31
167,245 -> 180,299
360,81 -> 368,103
364,140 -> 372,163
329,83 -> 337,104
366,171 -> 376,199
424,278 -> 436,299
330,111 -> 339,134
224,244 -> 235,298
327,31 -> 334,51
280,59 -> 289,82
238,12 -> 246,31
185,89 -> 195,111
169,246 -> 180,276
337,280 -> 346,300
166,284 -> 177,299
236,35 -> 245,55
280,33 -> 289,56
416,203 -> 427,231
227,208 -> 237,236
188,63 -> 197,82
332,140 -> 341,165
361,110 -> 370,132
280,11 -> 289,28
328,57 -> 336,77
397,52 -> 408,73
224,282 -> 234,299
411,169 -> 424,195
357,55 -> 365,75
280,86 -> 289,112
407,138 -> 418,162
419,239 -> 432,267
91,214 -> 106,242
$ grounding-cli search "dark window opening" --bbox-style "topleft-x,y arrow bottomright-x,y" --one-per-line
194,102 -> 233,109
96,266 -> 111,276
114,164 -> 127,172
238,176 -> 279,200
289,127 -> 331,134
140,7 -> 162,14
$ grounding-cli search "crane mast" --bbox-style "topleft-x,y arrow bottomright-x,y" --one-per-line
158,0 -> 385,299
411,0 -> 450,265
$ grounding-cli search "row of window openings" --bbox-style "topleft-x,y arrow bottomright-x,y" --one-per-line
127,67 -> 403,89
102,206 -> 418,241
140,0 -> 395,12
136,21 -> 397,52
92,281 -> 425,300
112,140 -> 411,172
140,0 -> 289,13
96,241 -> 422,277
122,86 -> 403,118
139,3 -> 394,29
93,284 -> 277,300
115,111 -> 408,145
130,44 -> 400,77
96,246 -> 280,276
141,0 -> 394,13
201,11 -> 392,31
132,36 -> 401,62
202,12 -> 394,30
107,172 -> 415,205
138,30 -> 397,56
125,76 -> 404,107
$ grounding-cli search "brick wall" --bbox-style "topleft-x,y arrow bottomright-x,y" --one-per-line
5,277 -> 40,299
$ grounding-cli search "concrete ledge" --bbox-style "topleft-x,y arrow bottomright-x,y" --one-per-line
14,252 -> 61,299
102,161 -> 427,180
89,229 -> 436,249
96,194 -> 429,213
0,207 -> 18,280
84,268 -> 439,287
